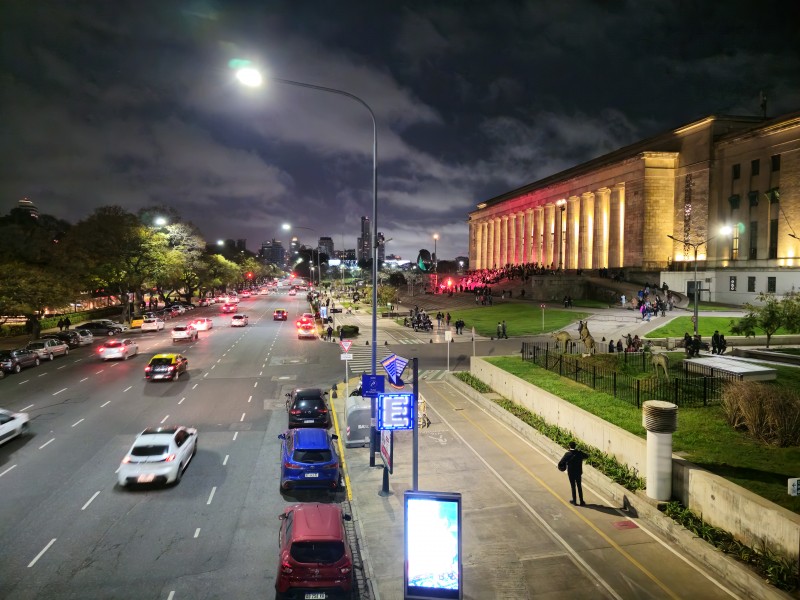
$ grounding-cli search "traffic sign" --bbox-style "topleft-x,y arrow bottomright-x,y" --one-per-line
340,353 -> 353,360
361,374 -> 385,396
339,340 -> 352,353
540,304 -> 546,308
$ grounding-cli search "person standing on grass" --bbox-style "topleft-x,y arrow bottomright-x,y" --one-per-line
558,441 -> 588,506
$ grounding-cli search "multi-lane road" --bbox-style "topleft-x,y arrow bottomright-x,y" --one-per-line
0,293 -> 348,599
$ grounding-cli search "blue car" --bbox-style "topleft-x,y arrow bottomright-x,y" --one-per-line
278,428 -> 343,492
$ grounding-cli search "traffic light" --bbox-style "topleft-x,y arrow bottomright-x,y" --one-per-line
246,272 -> 253,279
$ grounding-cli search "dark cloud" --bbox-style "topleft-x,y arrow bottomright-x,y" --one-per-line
1,0 -> 798,262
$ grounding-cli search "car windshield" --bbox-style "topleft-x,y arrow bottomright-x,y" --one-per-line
294,398 -> 325,411
293,449 -> 332,464
131,445 -> 169,456
290,541 -> 344,564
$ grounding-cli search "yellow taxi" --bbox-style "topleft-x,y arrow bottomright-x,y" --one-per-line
130,317 -> 145,328
273,308 -> 288,321
144,353 -> 188,381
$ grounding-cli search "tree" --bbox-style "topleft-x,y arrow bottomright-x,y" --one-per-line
730,292 -> 800,348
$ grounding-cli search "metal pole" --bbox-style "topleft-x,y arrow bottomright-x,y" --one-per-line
412,357 -> 419,491
693,245 -> 699,336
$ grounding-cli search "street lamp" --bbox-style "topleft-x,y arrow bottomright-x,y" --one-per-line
283,223 -> 320,286
668,226 -> 731,336
236,64 -> 381,466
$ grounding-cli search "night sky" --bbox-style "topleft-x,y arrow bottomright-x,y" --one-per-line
2,1 -> 798,262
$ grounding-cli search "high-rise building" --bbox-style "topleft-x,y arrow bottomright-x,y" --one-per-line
319,236 -> 334,258
358,216 -> 371,262
377,232 -> 386,262
259,239 -> 286,266
18,197 -> 39,219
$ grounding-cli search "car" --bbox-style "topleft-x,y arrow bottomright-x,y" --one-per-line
41,331 -> 81,348
231,314 -> 249,327
74,329 -> 94,346
95,318 -> 128,331
228,294 -> 240,304
0,408 -> 30,446
117,425 -> 198,487
278,428 -> 343,492
26,338 -> 70,361
259,288 -> 270,295
297,324 -> 317,339
166,304 -> 185,315
273,308 -> 288,321
172,325 -> 199,342
130,317 -> 145,329
0,349 -> 40,373
198,298 -> 211,307
221,303 -> 237,313
295,313 -> 315,327
285,388 -> 330,429
79,321 -> 124,336
97,338 -> 139,361
288,289 -> 297,296
145,353 -> 188,381
240,290 -> 251,298
190,317 -> 213,331
275,503 -> 353,598
141,318 -> 166,332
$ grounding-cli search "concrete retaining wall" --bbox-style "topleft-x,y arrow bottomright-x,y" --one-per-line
470,356 -> 800,562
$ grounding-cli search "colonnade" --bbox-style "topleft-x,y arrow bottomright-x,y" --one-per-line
470,184 -> 626,271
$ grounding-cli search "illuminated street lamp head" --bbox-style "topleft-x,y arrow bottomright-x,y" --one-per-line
236,67 -> 263,88
154,217 -> 167,226
217,240 -> 225,246
433,233 -> 439,241
282,223 -> 291,231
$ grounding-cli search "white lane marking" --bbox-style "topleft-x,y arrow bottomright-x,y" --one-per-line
123,386 -> 132,392
223,455 -> 229,466
167,592 -> 175,600
28,538 -> 57,568
216,359 -> 221,363
259,371 -> 263,376
210,365 -> 215,370
160,415 -> 169,424
206,486 -> 216,505
57,365 -> 67,370
247,395 -> 252,403
232,432 -> 238,441
81,491 -> 101,510
80,377 -> 88,382
222,352 -> 227,357
0,465 -> 18,478
101,401 -> 110,407
240,413 -> 246,422
73,359 -> 81,363
192,383 -> 198,390
194,528 -> 201,538
71,418 -> 84,428
21,404 -> 34,411
253,381 -> 258,388
39,438 -> 55,450
38,373 -> 48,377
262,363 -> 266,368
95,370 -> 104,374
203,372 -> 208,378
178,397 -> 185,405
109,363 -> 118,368
53,388 -> 68,396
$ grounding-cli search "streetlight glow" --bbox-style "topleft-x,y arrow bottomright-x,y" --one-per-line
236,67 -> 263,88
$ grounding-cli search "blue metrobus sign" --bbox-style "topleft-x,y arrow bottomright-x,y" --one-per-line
377,393 -> 415,431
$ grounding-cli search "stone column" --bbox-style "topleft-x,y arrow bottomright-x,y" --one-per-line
481,220 -> 489,270
486,219 -> 495,269
546,204 -> 556,268
494,218 -> 502,268
593,188 -> 610,269
609,184 -> 625,268
580,192 -> 594,270
523,209 -> 533,264
499,216 -> 508,266
565,196 -> 579,270
508,213 -> 517,265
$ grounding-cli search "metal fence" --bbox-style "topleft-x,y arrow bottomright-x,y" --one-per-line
520,342 -> 742,408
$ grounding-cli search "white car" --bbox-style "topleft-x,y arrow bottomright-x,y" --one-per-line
118,425 -> 198,487
97,338 -> 139,361
26,338 -> 70,361
141,318 -> 165,332
0,408 -> 30,446
190,318 -> 213,331
74,330 -> 94,346
288,289 -> 297,296
259,288 -> 270,295
172,325 -> 198,342
231,314 -> 249,327
228,295 -> 240,304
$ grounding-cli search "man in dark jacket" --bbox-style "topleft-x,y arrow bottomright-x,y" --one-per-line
558,441 -> 588,506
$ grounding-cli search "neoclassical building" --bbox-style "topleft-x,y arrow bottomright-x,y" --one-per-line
468,111 -> 800,304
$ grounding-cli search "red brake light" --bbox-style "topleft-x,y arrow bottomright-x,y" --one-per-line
163,453 -> 177,462
167,366 -> 175,371
145,366 -> 151,372
122,456 -> 131,463
281,561 -> 293,574
290,409 -> 301,415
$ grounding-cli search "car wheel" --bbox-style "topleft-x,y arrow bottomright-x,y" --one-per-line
123,352 -> 128,360
48,353 -> 54,361
14,363 -> 22,373
20,422 -> 30,435
64,347 -> 69,355
175,464 -> 183,484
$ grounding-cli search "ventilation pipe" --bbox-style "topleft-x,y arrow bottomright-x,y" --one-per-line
642,400 -> 678,501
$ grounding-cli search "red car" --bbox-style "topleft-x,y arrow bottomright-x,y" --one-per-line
276,503 -> 353,599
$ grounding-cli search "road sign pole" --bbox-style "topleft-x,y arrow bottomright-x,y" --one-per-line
412,357 -> 419,491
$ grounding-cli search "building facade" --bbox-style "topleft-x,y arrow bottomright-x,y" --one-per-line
318,236 -> 334,259
468,112 -> 800,304
259,238 -> 286,266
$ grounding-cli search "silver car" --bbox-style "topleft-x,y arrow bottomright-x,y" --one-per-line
118,426 -> 198,487
98,338 -> 139,361
74,329 -> 94,346
26,338 -> 70,361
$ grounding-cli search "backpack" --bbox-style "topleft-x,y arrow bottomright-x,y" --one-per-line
558,452 -> 573,472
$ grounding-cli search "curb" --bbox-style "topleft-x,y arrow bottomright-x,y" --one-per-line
443,373 -> 793,600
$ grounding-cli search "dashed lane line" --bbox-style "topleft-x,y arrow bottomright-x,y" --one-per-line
0,465 -> 17,478
101,401 -> 110,407
71,418 -> 84,428
28,538 -> 56,568
206,486 -> 216,505
39,438 -> 55,450
81,491 -> 100,510
53,388 -> 67,396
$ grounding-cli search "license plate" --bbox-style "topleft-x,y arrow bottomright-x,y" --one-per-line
304,593 -> 326,600
137,474 -> 155,483
304,419 -> 314,423
305,472 -> 319,478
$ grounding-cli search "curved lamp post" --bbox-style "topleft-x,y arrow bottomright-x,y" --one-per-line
283,223 -> 320,286
667,226 -> 731,336
236,65 -> 381,466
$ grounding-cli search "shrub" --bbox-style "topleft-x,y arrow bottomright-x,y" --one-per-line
453,372 -> 492,393
721,380 -> 800,446
338,325 -> 359,338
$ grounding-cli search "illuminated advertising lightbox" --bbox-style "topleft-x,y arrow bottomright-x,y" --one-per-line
377,393 -> 414,430
404,490 -> 463,600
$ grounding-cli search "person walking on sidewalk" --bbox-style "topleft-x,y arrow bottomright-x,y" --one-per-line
558,441 -> 588,506
501,320 -> 507,339
496,322 -> 502,339
63,317 -> 71,330
57,318 -> 65,332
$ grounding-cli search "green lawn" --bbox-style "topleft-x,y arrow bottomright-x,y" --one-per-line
646,316 -> 794,339
485,356 -> 800,514
443,305 -> 589,337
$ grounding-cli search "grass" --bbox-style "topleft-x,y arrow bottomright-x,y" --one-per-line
438,305 -> 589,337
485,356 -> 800,514
645,315 -> 795,339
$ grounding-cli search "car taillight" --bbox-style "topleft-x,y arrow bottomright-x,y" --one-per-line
122,456 -> 131,463
163,453 -> 176,462
339,566 -> 351,575
280,561 -> 293,574
323,462 -> 338,470
167,366 -> 175,371
145,366 -> 151,372
320,408 -> 328,414
283,462 -> 298,469
98,347 -> 104,353
290,409 -> 301,415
